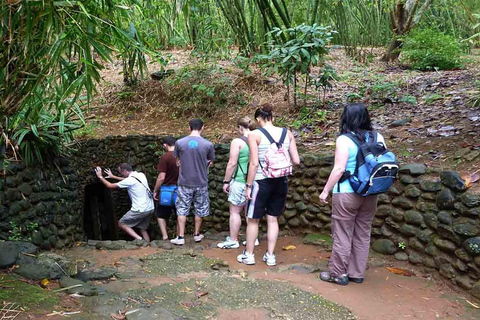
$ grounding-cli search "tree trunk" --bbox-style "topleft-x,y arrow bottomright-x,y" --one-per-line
381,38 -> 402,62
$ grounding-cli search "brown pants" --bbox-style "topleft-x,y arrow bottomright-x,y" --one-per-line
328,193 -> 377,278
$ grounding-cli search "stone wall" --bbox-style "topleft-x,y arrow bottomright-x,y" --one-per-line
2,134 -> 480,298
0,159 -> 81,249
366,164 -> 480,299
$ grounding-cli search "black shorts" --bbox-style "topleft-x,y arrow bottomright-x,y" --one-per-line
247,177 -> 288,219
156,204 -> 175,220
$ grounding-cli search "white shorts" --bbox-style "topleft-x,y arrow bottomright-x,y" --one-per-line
228,180 -> 248,207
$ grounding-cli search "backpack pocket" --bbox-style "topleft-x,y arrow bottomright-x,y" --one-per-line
159,185 -> 178,206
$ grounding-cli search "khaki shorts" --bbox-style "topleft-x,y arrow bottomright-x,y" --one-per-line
119,209 -> 154,230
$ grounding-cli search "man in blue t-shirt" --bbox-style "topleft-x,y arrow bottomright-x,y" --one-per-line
170,119 -> 215,245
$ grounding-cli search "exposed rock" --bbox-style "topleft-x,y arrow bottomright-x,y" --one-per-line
423,213 -> 438,230
295,202 -> 308,212
389,118 -> 412,128
408,252 -> 423,264
455,248 -> 473,262
376,205 -> 397,217
434,238 -> 456,253
419,179 -> 442,192
404,185 -> 421,198
463,237 -> 480,256
460,193 -> 480,208
418,229 -> 434,243
404,210 -> 423,226
454,203 -> 480,217
0,242 -> 19,268
439,263 -> 456,279
437,224 -> 462,245
437,211 -> 453,225
77,267 -> 117,282
453,220 -> 479,237
377,194 -> 391,204
14,263 -> 50,280
36,253 -> 77,278
394,252 -> 408,261
424,256 -> 436,268
440,171 -> 467,191
59,277 -> 103,296
425,243 -> 438,256
287,218 -> 301,227
381,225 -> 393,237
436,188 -> 456,209
392,197 -> 414,210
288,263 -> 321,274
399,164 -> 426,176
409,238 -> 425,252
417,200 -> 439,213
303,155 -> 319,167
400,175 -> 417,185
454,276 -> 473,290
421,192 -> 436,201
371,239 -> 396,255
399,224 -> 418,236
284,210 -> 297,219
465,150 -> 480,161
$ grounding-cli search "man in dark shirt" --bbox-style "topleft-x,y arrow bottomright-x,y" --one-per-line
153,136 -> 179,241
170,119 -> 215,245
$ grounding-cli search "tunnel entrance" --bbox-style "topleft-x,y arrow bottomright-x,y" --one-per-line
83,183 -> 118,240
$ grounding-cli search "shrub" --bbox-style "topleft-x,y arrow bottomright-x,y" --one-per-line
401,29 -> 464,70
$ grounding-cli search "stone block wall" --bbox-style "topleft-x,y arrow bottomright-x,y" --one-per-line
368,164 -> 480,299
0,159 -> 81,249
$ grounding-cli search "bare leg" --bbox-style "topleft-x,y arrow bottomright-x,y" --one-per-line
246,218 -> 259,255
229,204 -> 243,241
177,215 -> 187,237
266,215 -> 279,255
139,229 -> 150,242
157,218 -> 168,240
194,215 -> 203,235
118,222 -> 142,240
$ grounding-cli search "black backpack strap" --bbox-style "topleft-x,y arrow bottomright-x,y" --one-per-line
343,133 -> 362,147
258,128 -> 276,145
132,176 -> 153,197
239,136 -> 248,144
279,128 -> 287,146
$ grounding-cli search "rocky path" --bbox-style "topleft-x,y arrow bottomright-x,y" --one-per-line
2,235 -> 480,320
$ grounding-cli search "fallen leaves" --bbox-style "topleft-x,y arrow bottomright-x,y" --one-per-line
386,267 -> 415,277
282,245 -> 297,251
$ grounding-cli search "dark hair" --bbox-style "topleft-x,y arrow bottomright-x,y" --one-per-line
254,103 -> 274,121
118,163 -> 133,172
189,118 -> 204,131
237,116 -> 256,131
163,136 -> 176,147
340,103 -> 373,140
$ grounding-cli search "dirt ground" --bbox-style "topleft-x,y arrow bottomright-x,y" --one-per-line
5,235 -> 480,320
83,48 -> 480,186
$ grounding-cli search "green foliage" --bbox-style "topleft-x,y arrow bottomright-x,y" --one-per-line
258,24 -> 335,108
398,242 -> 406,250
425,93 -> 443,105
166,64 -> 247,117
401,29 -> 464,70
0,0 -> 154,165
8,221 -> 38,241
314,65 -> 339,107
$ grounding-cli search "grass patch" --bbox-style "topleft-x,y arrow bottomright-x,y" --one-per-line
303,233 -> 333,248
0,273 -> 59,311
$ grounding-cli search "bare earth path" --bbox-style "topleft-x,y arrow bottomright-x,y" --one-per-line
30,234 -> 478,320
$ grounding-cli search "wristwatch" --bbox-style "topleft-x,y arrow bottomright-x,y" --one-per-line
245,184 -> 252,189
223,180 -> 230,184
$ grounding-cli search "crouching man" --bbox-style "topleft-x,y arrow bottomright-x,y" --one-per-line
95,164 -> 154,242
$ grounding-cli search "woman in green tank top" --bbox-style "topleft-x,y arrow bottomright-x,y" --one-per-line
217,117 -> 258,249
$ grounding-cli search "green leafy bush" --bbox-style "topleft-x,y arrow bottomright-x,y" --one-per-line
401,29 -> 464,70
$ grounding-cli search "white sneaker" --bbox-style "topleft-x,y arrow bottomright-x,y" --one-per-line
170,237 -> 185,245
217,236 -> 240,249
237,250 -> 255,265
193,234 -> 204,242
242,238 -> 260,246
263,252 -> 276,266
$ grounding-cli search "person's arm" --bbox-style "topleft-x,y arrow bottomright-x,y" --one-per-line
287,130 -> 300,166
95,167 -> 119,190
104,168 -> 125,181
319,137 -> 349,204
245,132 -> 261,199
153,172 -> 166,201
223,139 -> 241,194
207,143 -> 215,167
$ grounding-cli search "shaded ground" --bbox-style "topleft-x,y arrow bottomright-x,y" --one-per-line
83,48 -> 480,183
2,235 -> 480,320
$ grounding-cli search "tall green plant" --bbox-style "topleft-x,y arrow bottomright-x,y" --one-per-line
259,24 -> 335,108
0,0 -> 149,165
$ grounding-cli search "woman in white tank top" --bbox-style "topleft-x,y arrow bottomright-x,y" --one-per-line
237,104 -> 300,266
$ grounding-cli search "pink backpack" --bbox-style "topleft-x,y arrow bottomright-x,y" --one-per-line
258,128 -> 292,178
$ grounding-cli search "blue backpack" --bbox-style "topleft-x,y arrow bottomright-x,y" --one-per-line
159,185 -> 178,206
339,131 -> 398,196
